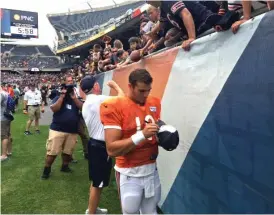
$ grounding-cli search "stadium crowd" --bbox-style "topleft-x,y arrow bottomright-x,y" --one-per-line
1,54 -> 60,69
1,1 -> 273,76
52,0 -> 274,74
1,72 -> 69,89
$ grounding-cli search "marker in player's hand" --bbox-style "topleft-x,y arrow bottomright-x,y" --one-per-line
143,122 -> 159,139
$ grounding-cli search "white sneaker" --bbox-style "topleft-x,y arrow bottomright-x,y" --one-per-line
1,156 -> 8,162
85,208 -> 108,214
96,208 -> 108,214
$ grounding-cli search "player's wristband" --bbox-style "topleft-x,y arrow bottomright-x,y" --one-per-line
131,131 -> 146,145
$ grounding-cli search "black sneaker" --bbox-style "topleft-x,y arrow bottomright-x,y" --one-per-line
84,153 -> 89,160
71,159 -> 78,164
41,166 -> 51,180
36,130 -> 41,134
24,131 -> 32,135
60,165 -> 72,173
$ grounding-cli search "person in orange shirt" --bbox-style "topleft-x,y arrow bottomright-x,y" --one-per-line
100,69 -> 161,214
7,84 -> 14,98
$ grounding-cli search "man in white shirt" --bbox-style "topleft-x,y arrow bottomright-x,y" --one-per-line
23,84 -> 44,135
80,76 -> 124,214
74,85 -> 89,160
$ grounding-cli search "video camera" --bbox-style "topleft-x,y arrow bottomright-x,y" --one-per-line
60,84 -> 75,95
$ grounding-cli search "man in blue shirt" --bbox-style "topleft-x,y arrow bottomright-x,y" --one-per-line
41,75 -> 83,179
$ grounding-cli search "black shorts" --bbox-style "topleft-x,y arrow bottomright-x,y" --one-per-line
14,97 -> 19,105
88,138 -> 112,188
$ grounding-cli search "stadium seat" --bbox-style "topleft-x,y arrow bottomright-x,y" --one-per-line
48,2 -> 143,34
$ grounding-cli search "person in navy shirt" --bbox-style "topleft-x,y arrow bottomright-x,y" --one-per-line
41,75 -> 83,179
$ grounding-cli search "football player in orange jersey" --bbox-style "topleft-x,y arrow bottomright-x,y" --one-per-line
100,69 -> 161,214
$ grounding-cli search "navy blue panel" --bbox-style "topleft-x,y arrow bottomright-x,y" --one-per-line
94,72 -> 105,95
162,11 -> 274,213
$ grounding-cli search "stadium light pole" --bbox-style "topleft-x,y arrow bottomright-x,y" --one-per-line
112,0 -> 117,6
87,2 -> 93,10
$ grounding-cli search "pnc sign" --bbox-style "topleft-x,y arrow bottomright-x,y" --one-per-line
14,14 -> 34,22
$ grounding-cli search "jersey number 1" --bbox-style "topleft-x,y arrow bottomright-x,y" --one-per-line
135,115 -> 155,140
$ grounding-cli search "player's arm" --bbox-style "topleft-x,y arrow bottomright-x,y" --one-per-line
104,123 -> 159,157
104,129 -> 136,157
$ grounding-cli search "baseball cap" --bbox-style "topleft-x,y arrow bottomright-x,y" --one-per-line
80,75 -> 96,94
156,120 -> 179,151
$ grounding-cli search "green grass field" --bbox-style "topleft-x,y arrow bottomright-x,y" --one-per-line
1,107 -> 121,214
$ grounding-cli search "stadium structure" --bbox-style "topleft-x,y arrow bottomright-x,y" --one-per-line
1,1 -> 274,214
0,0 -> 148,73
0,1 -> 268,73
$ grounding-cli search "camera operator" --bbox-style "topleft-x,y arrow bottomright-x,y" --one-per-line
67,76 -> 89,161
41,75 -> 83,179
48,85 -> 59,101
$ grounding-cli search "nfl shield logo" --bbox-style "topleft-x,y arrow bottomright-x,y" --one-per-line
150,106 -> 157,112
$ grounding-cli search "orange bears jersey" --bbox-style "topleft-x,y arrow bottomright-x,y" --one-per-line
100,96 -> 161,168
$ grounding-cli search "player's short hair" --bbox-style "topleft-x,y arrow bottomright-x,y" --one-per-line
129,69 -> 153,87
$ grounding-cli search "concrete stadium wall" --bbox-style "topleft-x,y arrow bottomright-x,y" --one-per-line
94,11 -> 274,213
